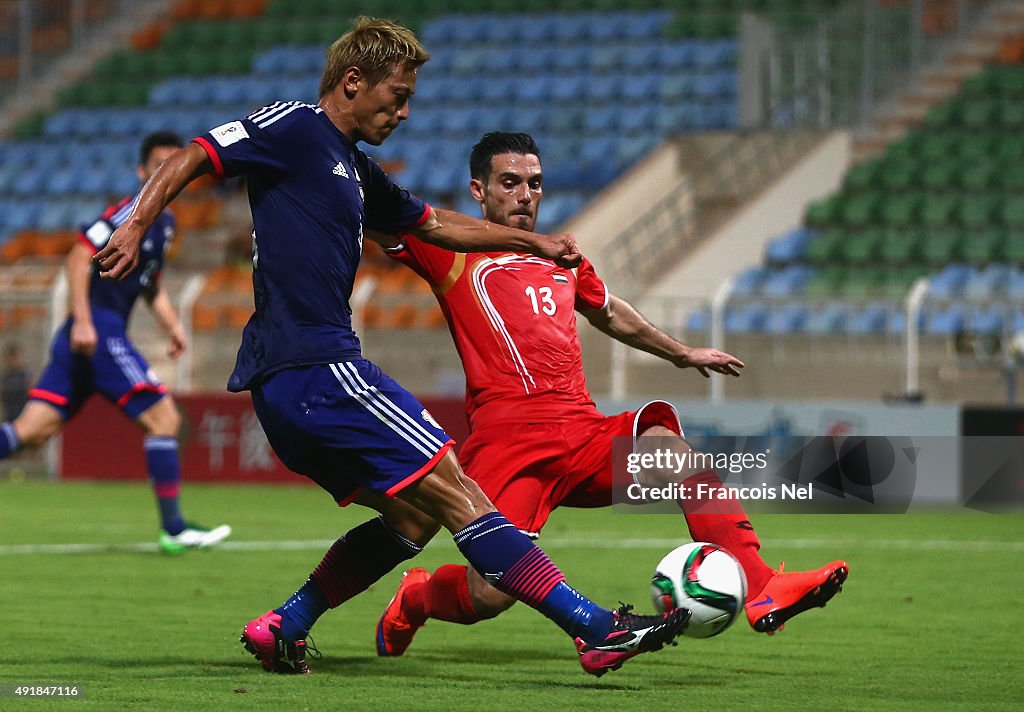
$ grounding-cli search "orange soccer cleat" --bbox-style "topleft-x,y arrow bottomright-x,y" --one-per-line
376,567 -> 431,657
745,560 -> 849,634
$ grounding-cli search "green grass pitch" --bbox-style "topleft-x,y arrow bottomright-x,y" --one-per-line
0,481 -> 1021,711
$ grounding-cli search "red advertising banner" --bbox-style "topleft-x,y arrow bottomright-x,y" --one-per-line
60,392 -> 469,483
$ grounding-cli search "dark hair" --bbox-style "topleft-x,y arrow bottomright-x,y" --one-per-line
469,132 -> 541,181
139,131 -> 183,165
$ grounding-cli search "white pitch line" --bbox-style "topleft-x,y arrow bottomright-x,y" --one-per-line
0,537 -> 1020,556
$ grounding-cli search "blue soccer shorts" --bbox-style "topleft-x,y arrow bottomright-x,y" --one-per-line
30,319 -> 167,420
250,359 -> 455,505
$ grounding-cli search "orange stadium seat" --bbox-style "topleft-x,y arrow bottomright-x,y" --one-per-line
361,303 -> 384,329
223,303 -> 252,329
170,0 -> 204,21
197,0 -> 235,20
228,0 -> 267,18
192,303 -> 221,331
998,37 -> 1024,65
1,233 -> 31,264
418,306 -> 446,328
131,22 -> 167,50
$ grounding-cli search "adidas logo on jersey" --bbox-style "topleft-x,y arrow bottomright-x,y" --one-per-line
333,161 -> 349,178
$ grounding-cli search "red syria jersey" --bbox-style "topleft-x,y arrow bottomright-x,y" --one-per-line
388,237 -> 609,427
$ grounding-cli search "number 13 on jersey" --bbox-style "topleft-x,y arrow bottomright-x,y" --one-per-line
525,286 -> 556,315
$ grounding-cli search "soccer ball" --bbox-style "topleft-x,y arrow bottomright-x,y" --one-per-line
650,542 -> 747,639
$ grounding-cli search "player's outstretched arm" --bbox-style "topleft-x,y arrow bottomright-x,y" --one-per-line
144,285 -> 188,360
583,294 -> 744,378
94,144 -> 213,280
406,207 -> 582,268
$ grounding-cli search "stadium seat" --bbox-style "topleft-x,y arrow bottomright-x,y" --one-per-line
924,305 -> 966,336
764,227 -> 813,266
764,303 -> 809,334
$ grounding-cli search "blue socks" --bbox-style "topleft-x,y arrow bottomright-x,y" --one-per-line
0,423 -> 20,459
144,436 -> 185,535
276,517 -> 422,641
454,512 -> 613,643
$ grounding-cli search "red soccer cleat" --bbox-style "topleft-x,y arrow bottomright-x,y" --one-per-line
240,609 -> 316,674
376,568 -> 431,657
745,560 -> 849,634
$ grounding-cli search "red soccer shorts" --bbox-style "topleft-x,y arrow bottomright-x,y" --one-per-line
459,400 -> 681,537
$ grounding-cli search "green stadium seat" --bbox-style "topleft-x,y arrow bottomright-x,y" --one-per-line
923,99 -> 960,128
918,134 -> 959,162
958,99 -> 998,130
1004,232 -> 1024,264
843,160 -> 879,192
957,132 -> 998,161
992,66 -> 1024,97
878,159 -> 916,191
919,159 -> 959,191
840,267 -> 886,301
805,194 -> 845,228
997,161 -> 1024,191
884,265 -> 930,299
961,229 -> 1005,265
839,228 -> 883,267
839,192 -> 880,227
1001,196 -> 1024,228
957,194 -> 1001,228
998,101 -> 1024,130
920,230 -> 962,267
1001,134 -> 1024,159
957,161 -> 998,192
878,229 -> 921,266
919,194 -> 960,228
805,228 -> 845,266
880,193 -> 922,228
805,266 -> 846,299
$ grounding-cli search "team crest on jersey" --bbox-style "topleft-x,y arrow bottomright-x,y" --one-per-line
420,409 -> 442,430
552,273 -> 569,284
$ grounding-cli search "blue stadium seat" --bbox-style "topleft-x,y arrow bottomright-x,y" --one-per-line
506,106 -> 549,134
729,266 -> 769,297
963,265 -> 1011,301
617,134 -> 660,165
451,47 -> 489,75
654,103 -> 698,134
552,45 -> 592,73
924,305 -> 966,335
621,11 -> 673,42
926,264 -> 971,299
765,303 -> 809,334
4,199 -> 43,230
686,309 -> 710,332
582,106 -> 619,135
725,304 -> 769,333
619,103 -> 660,136
658,74 -> 694,104
43,110 -> 82,138
805,302 -> 851,334
694,39 -> 739,69
968,305 -> 1005,334
659,41 -> 699,70
44,167 -> 78,196
765,227 -> 814,266
761,265 -> 811,298
1008,269 -> 1024,301
479,76 -> 515,103
849,303 -> 891,334
9,170 -> 48,197
447,76 -> 487,103
589,45 -> 627,72
622,74 -> 662,102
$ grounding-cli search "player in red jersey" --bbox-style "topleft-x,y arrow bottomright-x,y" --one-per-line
375,133 -> 849,674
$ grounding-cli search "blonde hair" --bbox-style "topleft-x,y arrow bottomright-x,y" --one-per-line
319,16 -> 430,98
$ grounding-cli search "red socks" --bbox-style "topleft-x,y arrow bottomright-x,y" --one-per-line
680,470 -> 774,600
403,564 -> 482,626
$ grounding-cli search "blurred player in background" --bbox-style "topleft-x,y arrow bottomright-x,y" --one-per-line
2,342 -> 30,421
94,18 -> 687,677
373,132 -> 849,672
0,131 -> 231,554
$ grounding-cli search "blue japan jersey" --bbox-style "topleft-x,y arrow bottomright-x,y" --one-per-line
193,101 -> 429,392
80,194 -> 174,325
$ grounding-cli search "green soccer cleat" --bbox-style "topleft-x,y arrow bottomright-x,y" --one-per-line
158,523 -> 232,554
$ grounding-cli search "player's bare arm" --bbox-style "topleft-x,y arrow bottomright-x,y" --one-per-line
143,284 -> 188,360
66,241 -> 98,357
94,143 -> 213,280
583,294 -> 744,378
406,207 -> 582,268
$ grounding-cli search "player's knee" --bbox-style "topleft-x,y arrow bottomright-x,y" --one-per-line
140,398 -> 180,437
468,572 -> 516,619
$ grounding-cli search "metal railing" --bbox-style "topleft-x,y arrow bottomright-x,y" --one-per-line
601,129 -> 823,290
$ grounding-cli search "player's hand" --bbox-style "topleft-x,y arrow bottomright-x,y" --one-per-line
70,319 -> 98,357
93,221 -> 144,280
541,233 -> 583,268
673,347 -> 745,378
167,326 -> 187,360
